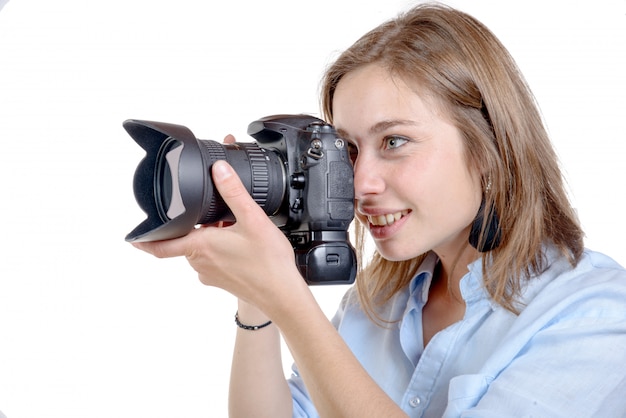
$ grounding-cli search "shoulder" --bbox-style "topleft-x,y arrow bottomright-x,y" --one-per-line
577,248 -> 625,276
544,248 -> 625,295
517,247 -> 626,322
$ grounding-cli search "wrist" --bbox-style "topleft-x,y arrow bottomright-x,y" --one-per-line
236,299 -> 271,324
235,311 -> 272,331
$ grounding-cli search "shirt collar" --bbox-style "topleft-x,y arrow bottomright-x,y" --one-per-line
461,257 -> 499,310
406,243 -> 564,316
462,243 -> 564,311
408,252 -> 439,302
407,252 -> 502,311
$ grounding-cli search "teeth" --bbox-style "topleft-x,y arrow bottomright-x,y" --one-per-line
368,210 -> 408,226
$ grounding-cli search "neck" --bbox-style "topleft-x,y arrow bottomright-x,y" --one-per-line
433,240 -> 480,302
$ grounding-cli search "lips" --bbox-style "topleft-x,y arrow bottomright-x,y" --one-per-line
367,209 -> 410,227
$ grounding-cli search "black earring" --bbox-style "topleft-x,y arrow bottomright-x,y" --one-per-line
469,197 -> 501,252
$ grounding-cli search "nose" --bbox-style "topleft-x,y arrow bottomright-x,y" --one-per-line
353,153 -> 385,200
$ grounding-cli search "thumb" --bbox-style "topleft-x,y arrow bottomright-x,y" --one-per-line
211,160 -> 260,223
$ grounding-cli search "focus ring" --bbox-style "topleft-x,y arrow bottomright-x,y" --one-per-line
243,144 -> 270,208
199,140 -> 228,223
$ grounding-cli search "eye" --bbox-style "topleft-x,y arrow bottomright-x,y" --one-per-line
384,135 -> 409,150
347,142 -> 358,165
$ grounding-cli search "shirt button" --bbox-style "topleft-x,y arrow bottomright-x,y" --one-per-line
409,396 -> 421,408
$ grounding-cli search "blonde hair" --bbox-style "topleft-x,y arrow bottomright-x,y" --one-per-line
320,3 -> 584,317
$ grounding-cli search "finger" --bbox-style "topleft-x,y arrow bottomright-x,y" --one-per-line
211,160 -> 262,225
131,237 -> 191,259
200,220 -> 234,228
223,134 -> 236,145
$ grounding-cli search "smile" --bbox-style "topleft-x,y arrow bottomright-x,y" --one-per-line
368,210 -> 410,227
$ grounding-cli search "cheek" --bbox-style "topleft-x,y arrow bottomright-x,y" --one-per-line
439,171 -> 482,225
420,155 -> 482,224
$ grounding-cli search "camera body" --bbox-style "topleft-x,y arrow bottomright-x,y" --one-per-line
124,114 -> 356,285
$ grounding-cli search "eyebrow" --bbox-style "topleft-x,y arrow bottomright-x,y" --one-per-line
369,119 -> 419,134
336,119 -> 420,140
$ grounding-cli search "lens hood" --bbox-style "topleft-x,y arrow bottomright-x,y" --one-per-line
123,119 -> 206,242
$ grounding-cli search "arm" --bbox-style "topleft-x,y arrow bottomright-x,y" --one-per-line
270,286 -> 408,418
228,301 -> 291,418
134,160 -> 298,416
133,160 -> 407,418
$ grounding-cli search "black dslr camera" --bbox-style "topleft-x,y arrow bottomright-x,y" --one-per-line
124,114 -> 356,285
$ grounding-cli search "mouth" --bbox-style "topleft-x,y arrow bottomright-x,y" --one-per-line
367,210 -> 410,227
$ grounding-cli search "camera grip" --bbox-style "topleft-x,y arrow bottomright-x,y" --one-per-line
295,240 -> 356,285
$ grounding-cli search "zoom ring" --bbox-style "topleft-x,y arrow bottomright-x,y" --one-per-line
202,140 -> 227,162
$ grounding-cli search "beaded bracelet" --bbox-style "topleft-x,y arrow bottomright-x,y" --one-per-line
234,311 -> 273,331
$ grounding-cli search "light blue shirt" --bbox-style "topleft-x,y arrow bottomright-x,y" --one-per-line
289,246 -> 626,417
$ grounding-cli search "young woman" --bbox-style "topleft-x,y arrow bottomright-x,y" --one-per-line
134,4 -> 626,417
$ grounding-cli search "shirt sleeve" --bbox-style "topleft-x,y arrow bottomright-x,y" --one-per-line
286,287 -> 356,418
288,364 -> 319,418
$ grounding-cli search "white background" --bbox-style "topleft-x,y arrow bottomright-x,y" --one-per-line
0,0 -> 624,417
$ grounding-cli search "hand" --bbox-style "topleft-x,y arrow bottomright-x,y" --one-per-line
132,149 -> 305,311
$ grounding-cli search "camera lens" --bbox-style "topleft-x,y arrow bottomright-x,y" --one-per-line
124,119 -> 291,242
195,140 -> 286,225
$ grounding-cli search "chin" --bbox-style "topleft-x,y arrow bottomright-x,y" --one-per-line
375,245 -> 425,262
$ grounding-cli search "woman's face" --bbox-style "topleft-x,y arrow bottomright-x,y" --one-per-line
332,64 -> 482,262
